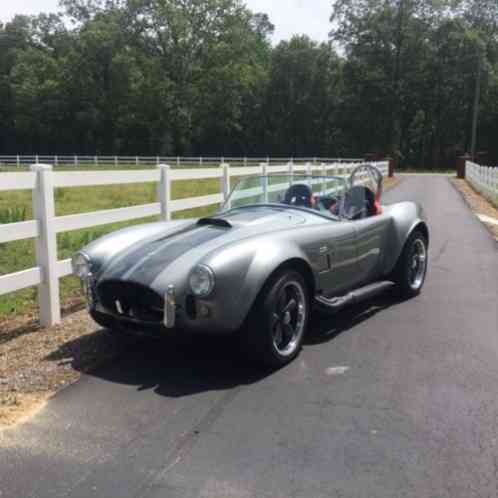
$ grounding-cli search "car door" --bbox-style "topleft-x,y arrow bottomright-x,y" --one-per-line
353,215 -> 390,283
315,220 -> 360,297
300,176 -> 360,297
347,164 -> 388,284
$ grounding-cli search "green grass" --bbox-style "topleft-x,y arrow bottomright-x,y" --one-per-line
0,175 -> 223,321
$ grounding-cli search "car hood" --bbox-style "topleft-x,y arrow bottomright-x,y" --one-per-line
97,207 -> 307,289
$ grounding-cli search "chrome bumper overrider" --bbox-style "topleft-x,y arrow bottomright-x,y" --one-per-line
164,285 -> 176,328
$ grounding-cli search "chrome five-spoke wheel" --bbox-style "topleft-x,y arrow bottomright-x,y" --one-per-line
409,238 -> 427,291
272,281 -> 307,357
246,270 -> 310,367
392,229 -> 428,298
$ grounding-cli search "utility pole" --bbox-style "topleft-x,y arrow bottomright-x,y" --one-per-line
470,53 -> 482,160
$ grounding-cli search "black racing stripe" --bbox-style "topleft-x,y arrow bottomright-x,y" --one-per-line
103,224 -> 199,279
107,226 -> 228,286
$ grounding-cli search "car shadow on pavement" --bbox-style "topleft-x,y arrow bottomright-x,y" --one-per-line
47,292 -> 407,400
306,292 -> 408,346
52,331 -> 272,398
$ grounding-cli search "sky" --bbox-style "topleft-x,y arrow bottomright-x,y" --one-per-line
0,0 -> 333,43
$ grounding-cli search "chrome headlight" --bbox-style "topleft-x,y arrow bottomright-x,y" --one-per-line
71,252 -> 92,280
189,264 -> 215,297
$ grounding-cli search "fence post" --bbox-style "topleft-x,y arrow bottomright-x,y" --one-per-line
199,156 -> 203,166
305,162 -> 312,186
220,163 -> 230,209
387,157 -> 396,178
54,155 -> 58,166
261,162 -> 269,202
457,154 -> 471,179
114,156 -> 118,167
288,160 -> 294,185
135,156 -> 139,166
244,157 -> 247,167
321,163 -> 326,193
16,155 -> 20,167
30,164 -> 61,327
94,155 -> 98,165
35,154 -> 39,164
74,155 -> 78,167
158,164 -> 171,221
176,156 -> 180,167
156,156 -> 159,166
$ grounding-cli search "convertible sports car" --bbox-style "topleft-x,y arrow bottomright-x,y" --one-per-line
72,164 -> 429,367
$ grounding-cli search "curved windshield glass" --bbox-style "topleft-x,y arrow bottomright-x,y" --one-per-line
222,175 -> 349,219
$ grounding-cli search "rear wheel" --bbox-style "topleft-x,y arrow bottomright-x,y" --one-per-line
245,270 -> 310,368
392,230 -> 428,298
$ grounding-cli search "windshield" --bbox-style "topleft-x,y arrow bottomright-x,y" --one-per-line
222,175 -> 349,219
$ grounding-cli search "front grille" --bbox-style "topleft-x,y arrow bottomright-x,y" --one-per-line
97,280 -> 163,323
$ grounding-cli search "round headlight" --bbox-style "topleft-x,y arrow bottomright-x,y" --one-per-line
72,252 -> 91,280
189,264 -> 215,297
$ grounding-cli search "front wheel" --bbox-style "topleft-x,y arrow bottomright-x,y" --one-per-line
245,270 -> 310,368
392,230 -> 428,298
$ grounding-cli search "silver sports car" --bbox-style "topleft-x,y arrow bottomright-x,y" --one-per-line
72,165 -> 429,367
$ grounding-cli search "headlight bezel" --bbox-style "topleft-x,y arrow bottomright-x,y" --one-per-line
72,252 -> 92,280
189,264 -> 215,298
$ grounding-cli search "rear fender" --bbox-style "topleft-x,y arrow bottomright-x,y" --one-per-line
383,202 -> 429,275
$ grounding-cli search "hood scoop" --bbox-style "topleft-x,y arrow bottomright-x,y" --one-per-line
197,217 -> 232,228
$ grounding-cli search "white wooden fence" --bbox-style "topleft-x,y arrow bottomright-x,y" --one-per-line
466,161 -> 498,206
0,155 -> 364,168
0,161 -> 388,327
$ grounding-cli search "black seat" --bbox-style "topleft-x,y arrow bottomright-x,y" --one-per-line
284,184 -> 313,208
343,186 -> 376,219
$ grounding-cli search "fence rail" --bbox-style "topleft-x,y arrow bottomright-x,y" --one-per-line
0,155 -> 366,168
466,161 -> 498,206
0,160 -> 388,327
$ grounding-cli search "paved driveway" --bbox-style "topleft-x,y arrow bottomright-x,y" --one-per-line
1,176 -> 497,498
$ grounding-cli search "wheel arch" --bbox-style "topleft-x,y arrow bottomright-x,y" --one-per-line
267,257 -> 316,299
408,220 -> 429,246
387,219 -> 430,277
242,257 -> 316,329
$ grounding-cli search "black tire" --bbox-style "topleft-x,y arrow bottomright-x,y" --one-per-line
244,270 -> 310,368
391,230 -> 428,298
90,309 -> 118,330
90,310 -> 135,337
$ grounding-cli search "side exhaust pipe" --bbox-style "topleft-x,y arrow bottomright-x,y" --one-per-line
315,281 -> 395,313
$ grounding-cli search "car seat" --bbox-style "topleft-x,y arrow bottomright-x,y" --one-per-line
284,184 -> 313,208
343,186 -> 377,219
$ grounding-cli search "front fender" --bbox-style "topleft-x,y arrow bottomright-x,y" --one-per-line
201,237 -> 313,332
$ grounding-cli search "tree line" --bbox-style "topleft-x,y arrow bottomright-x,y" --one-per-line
0,0 -> 497,168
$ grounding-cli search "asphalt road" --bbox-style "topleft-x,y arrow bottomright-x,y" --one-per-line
2,176 -> 497,498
